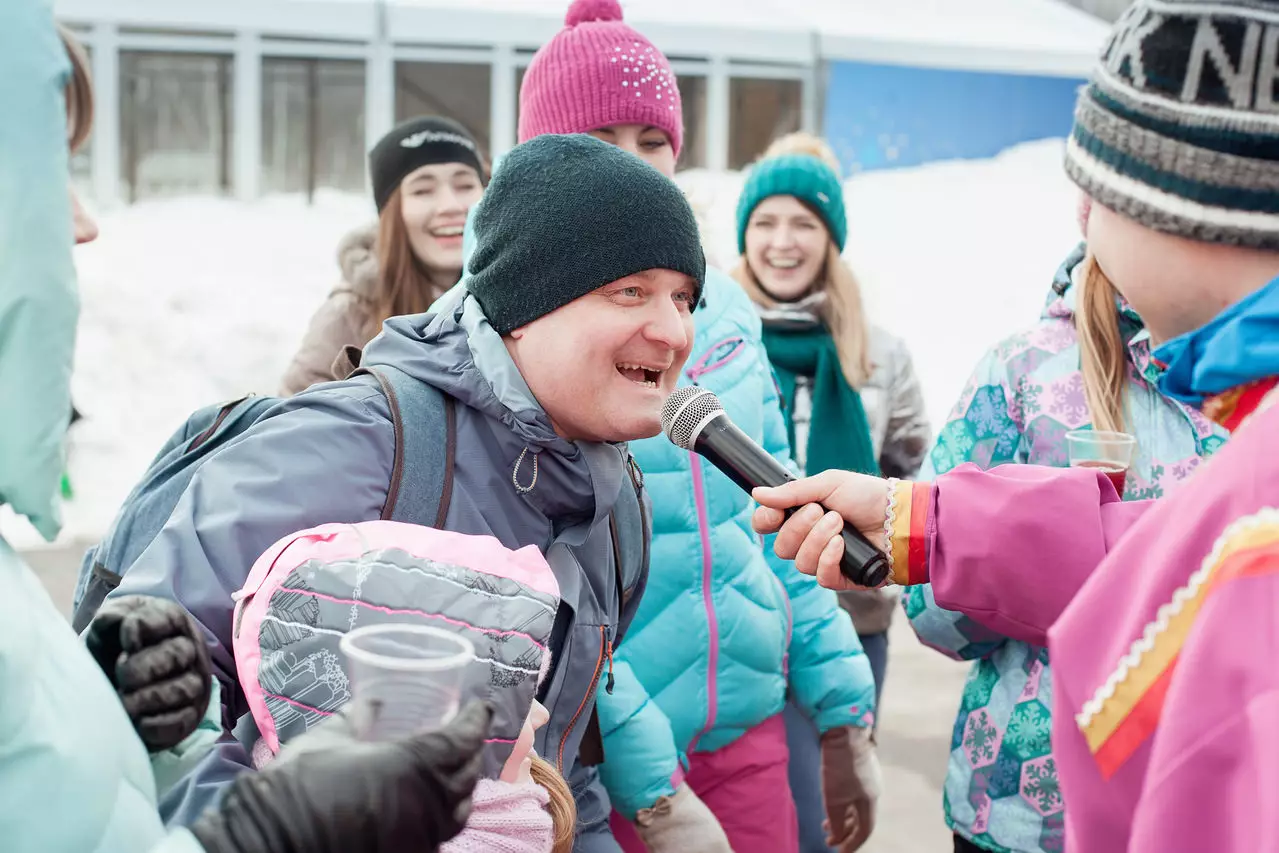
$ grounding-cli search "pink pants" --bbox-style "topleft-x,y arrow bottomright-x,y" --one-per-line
610,714 -> 798,853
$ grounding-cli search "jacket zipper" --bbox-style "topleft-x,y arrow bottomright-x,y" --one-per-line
687,452 -> 719,750
559,449 -> 635,774
607,454 -> 642,694
556,625 -> 608,774
682,335 -> 747,752
605,640 -> 615,694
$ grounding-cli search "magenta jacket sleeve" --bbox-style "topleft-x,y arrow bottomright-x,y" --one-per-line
890,463 -> 1153,646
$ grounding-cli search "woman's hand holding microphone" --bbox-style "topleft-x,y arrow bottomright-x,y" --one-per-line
751,469 -> 893,591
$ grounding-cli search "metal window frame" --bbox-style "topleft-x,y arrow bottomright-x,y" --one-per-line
63,16 -> 820,201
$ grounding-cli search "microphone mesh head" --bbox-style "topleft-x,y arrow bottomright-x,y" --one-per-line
661,386 -> 724,450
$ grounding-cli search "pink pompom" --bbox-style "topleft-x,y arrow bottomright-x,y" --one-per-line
565,0 -> 624,26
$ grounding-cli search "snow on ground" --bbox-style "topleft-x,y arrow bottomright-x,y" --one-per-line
3,138 -> 1080,551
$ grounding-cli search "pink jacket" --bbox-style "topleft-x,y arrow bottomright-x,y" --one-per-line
891,384 -> 1279,852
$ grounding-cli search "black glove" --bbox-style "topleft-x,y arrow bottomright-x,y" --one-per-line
84,594 -> 213,752
190,700 -> 492,853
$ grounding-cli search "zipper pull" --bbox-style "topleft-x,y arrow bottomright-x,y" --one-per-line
605,639 -> 616,694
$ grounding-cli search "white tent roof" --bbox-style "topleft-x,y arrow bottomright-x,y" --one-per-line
385,0 -> 817,64
56,0 -> 1110,77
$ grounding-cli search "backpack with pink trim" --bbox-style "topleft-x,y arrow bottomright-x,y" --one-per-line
232,520 -> 560,777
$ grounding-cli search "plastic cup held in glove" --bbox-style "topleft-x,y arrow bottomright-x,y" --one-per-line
340,623 -> 474,741
1066,429 -> 1136,496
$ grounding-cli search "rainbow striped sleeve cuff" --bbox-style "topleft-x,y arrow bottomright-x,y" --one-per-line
888,480 -> 932,586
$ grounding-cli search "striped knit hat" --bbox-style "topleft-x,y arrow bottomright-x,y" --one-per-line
1065,0 -> 1279,249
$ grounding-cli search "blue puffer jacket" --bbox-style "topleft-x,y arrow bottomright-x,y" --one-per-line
596,269 -> 877,819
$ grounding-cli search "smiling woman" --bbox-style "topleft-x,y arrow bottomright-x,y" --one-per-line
731,130 -> 932,853
279,115 -> 488,396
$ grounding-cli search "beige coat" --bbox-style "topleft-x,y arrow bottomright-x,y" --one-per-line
279,225 -> 380,396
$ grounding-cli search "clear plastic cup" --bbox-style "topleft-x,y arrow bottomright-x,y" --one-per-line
1066,429 -> 1137,496
339,623 -> 475,741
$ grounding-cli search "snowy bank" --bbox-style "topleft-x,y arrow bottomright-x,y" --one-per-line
4,138 -> 1080,551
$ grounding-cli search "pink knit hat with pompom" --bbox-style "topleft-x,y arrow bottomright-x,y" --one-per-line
518,0 -> 683,157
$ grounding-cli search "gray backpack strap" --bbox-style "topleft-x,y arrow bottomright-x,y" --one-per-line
360,365 -> 456,528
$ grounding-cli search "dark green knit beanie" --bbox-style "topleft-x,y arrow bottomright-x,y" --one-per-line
465,134 -> 706,335
735,154 -> 847,253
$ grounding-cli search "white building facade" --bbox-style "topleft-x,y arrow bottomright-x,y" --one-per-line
55,0 -> 1107,205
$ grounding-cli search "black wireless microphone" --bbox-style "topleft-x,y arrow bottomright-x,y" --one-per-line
661,386 -> 890,588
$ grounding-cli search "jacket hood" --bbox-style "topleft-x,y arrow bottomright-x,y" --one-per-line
360,297 -> 626,537
235,520 -> 560,775
1042,241 -> 1086,322
1043,241 -> 1144,333
336,223 -> 379,300
362,297 -> 563,450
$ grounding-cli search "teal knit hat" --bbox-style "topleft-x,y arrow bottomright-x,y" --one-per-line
735,154 -> 847,254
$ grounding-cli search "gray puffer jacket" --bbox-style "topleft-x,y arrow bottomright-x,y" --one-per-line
109,293 -> 648,852
791,325 -> 931,634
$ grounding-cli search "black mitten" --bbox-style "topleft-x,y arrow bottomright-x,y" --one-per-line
191,700 -> 491,853
84,594 -> 213,751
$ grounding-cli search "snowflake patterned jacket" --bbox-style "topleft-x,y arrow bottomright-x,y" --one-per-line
903,245 -> 1226,853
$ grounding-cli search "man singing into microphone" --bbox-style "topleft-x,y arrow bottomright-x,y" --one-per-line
100,134 -> 702,852
751,1 -> 1279,850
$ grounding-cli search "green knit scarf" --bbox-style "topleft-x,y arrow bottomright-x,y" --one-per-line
761,325 -> 879,477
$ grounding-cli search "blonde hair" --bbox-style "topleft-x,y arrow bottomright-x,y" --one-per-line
368,186 -> 454,340
1075,254 -> 1130,434
763,131 -> 842,176
58,25 -> 94,153
733,131 -> 872,387
529,755 -> 576,853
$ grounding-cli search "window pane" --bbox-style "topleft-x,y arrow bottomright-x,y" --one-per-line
121,52 -> 233,201
729,77 -> 802,170
395,62 -> 491,161
514,65 -> 527,133
261,58 -> 366,196
675,74 -> 707,170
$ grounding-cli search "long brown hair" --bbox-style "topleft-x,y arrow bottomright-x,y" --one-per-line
58,25 -> 94,152
1075,254 -> 1130,433
367,186 -> 454,340
731,131 -> 872,388
529,754 -> 576,853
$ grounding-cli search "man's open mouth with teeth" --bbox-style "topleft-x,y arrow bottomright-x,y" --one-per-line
616,362 -> 664,389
